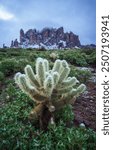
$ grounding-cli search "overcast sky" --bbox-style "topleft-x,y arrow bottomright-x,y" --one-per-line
0,0 -> 96,47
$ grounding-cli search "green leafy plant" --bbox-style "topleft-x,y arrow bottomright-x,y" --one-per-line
0,58 -> 31,76
55,104 -> 74,124
0,71 -> 5,82
14,58 -> 86,129
0,90 -> 95,150
5,83 -> 18,100
87,51 -> 96,66
0,49 -> 96,150
0,58 -> 17,75
58,51 -> 88,66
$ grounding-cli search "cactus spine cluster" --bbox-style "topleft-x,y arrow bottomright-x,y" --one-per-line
14,57 -> 86,126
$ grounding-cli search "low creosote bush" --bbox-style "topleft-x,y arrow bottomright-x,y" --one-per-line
14,57 -> 86,129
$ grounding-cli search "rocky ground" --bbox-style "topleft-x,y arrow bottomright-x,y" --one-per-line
73,68 -> 96,130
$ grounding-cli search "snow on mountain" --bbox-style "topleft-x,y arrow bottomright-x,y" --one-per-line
10,27 -> 81,49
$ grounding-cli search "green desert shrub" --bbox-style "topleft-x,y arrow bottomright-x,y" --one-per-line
58,51 -> 88,66
0,71 -> 5,82
5,83 -> 17,100
0,58 -> 17,75
0,50 -> 96,150
75,53 -> 88,66
81,48 -> 95,55
55,104 -> 74,123
0,90 -> 96,150
17,59 -> 33,72
86,51 -> 96,66
70,67 -> 92,83
0,58 -> 31,76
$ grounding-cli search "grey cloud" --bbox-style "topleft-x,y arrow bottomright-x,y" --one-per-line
0,0 -> 96,47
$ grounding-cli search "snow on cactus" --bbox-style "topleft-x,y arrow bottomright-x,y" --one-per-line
14,57 -> 86,128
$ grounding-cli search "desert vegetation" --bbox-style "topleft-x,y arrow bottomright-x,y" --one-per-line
0,48 -> 96,150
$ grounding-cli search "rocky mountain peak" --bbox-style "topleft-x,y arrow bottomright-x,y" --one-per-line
11,27 -> 81,49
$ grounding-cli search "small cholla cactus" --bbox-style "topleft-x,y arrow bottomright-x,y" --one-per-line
14,57 -> 86,129
50,52 -> 59,60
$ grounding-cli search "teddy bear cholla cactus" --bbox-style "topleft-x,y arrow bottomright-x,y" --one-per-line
14,57 -> 86,128
50,52 -> 59,60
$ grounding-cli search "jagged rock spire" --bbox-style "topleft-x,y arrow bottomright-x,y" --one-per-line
11,27 -> 81,49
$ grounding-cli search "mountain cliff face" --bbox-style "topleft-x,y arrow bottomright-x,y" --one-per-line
11,27 -> 81,49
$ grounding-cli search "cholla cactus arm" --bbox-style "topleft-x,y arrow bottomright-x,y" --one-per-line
18,74 -> 35,95
57,86 -> 73,95
52,72 -> 59,86
62,60 -> 69,68
14,72 -> 22,84
15,73 -> 46,102
43,59 -> 49,72
52,59 -> 62,73
45,72 -> 49,77
70,84 -> 86,97
44,75 -> 54,97
58,67 -> 70,83
60,77 -> 79,88
24,65 -> 40,88
36,58 -> 45,86
60,84 -> 86,101
66,77 -> 72,81
53,84 -> 86,109
57,60 -> 70,82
